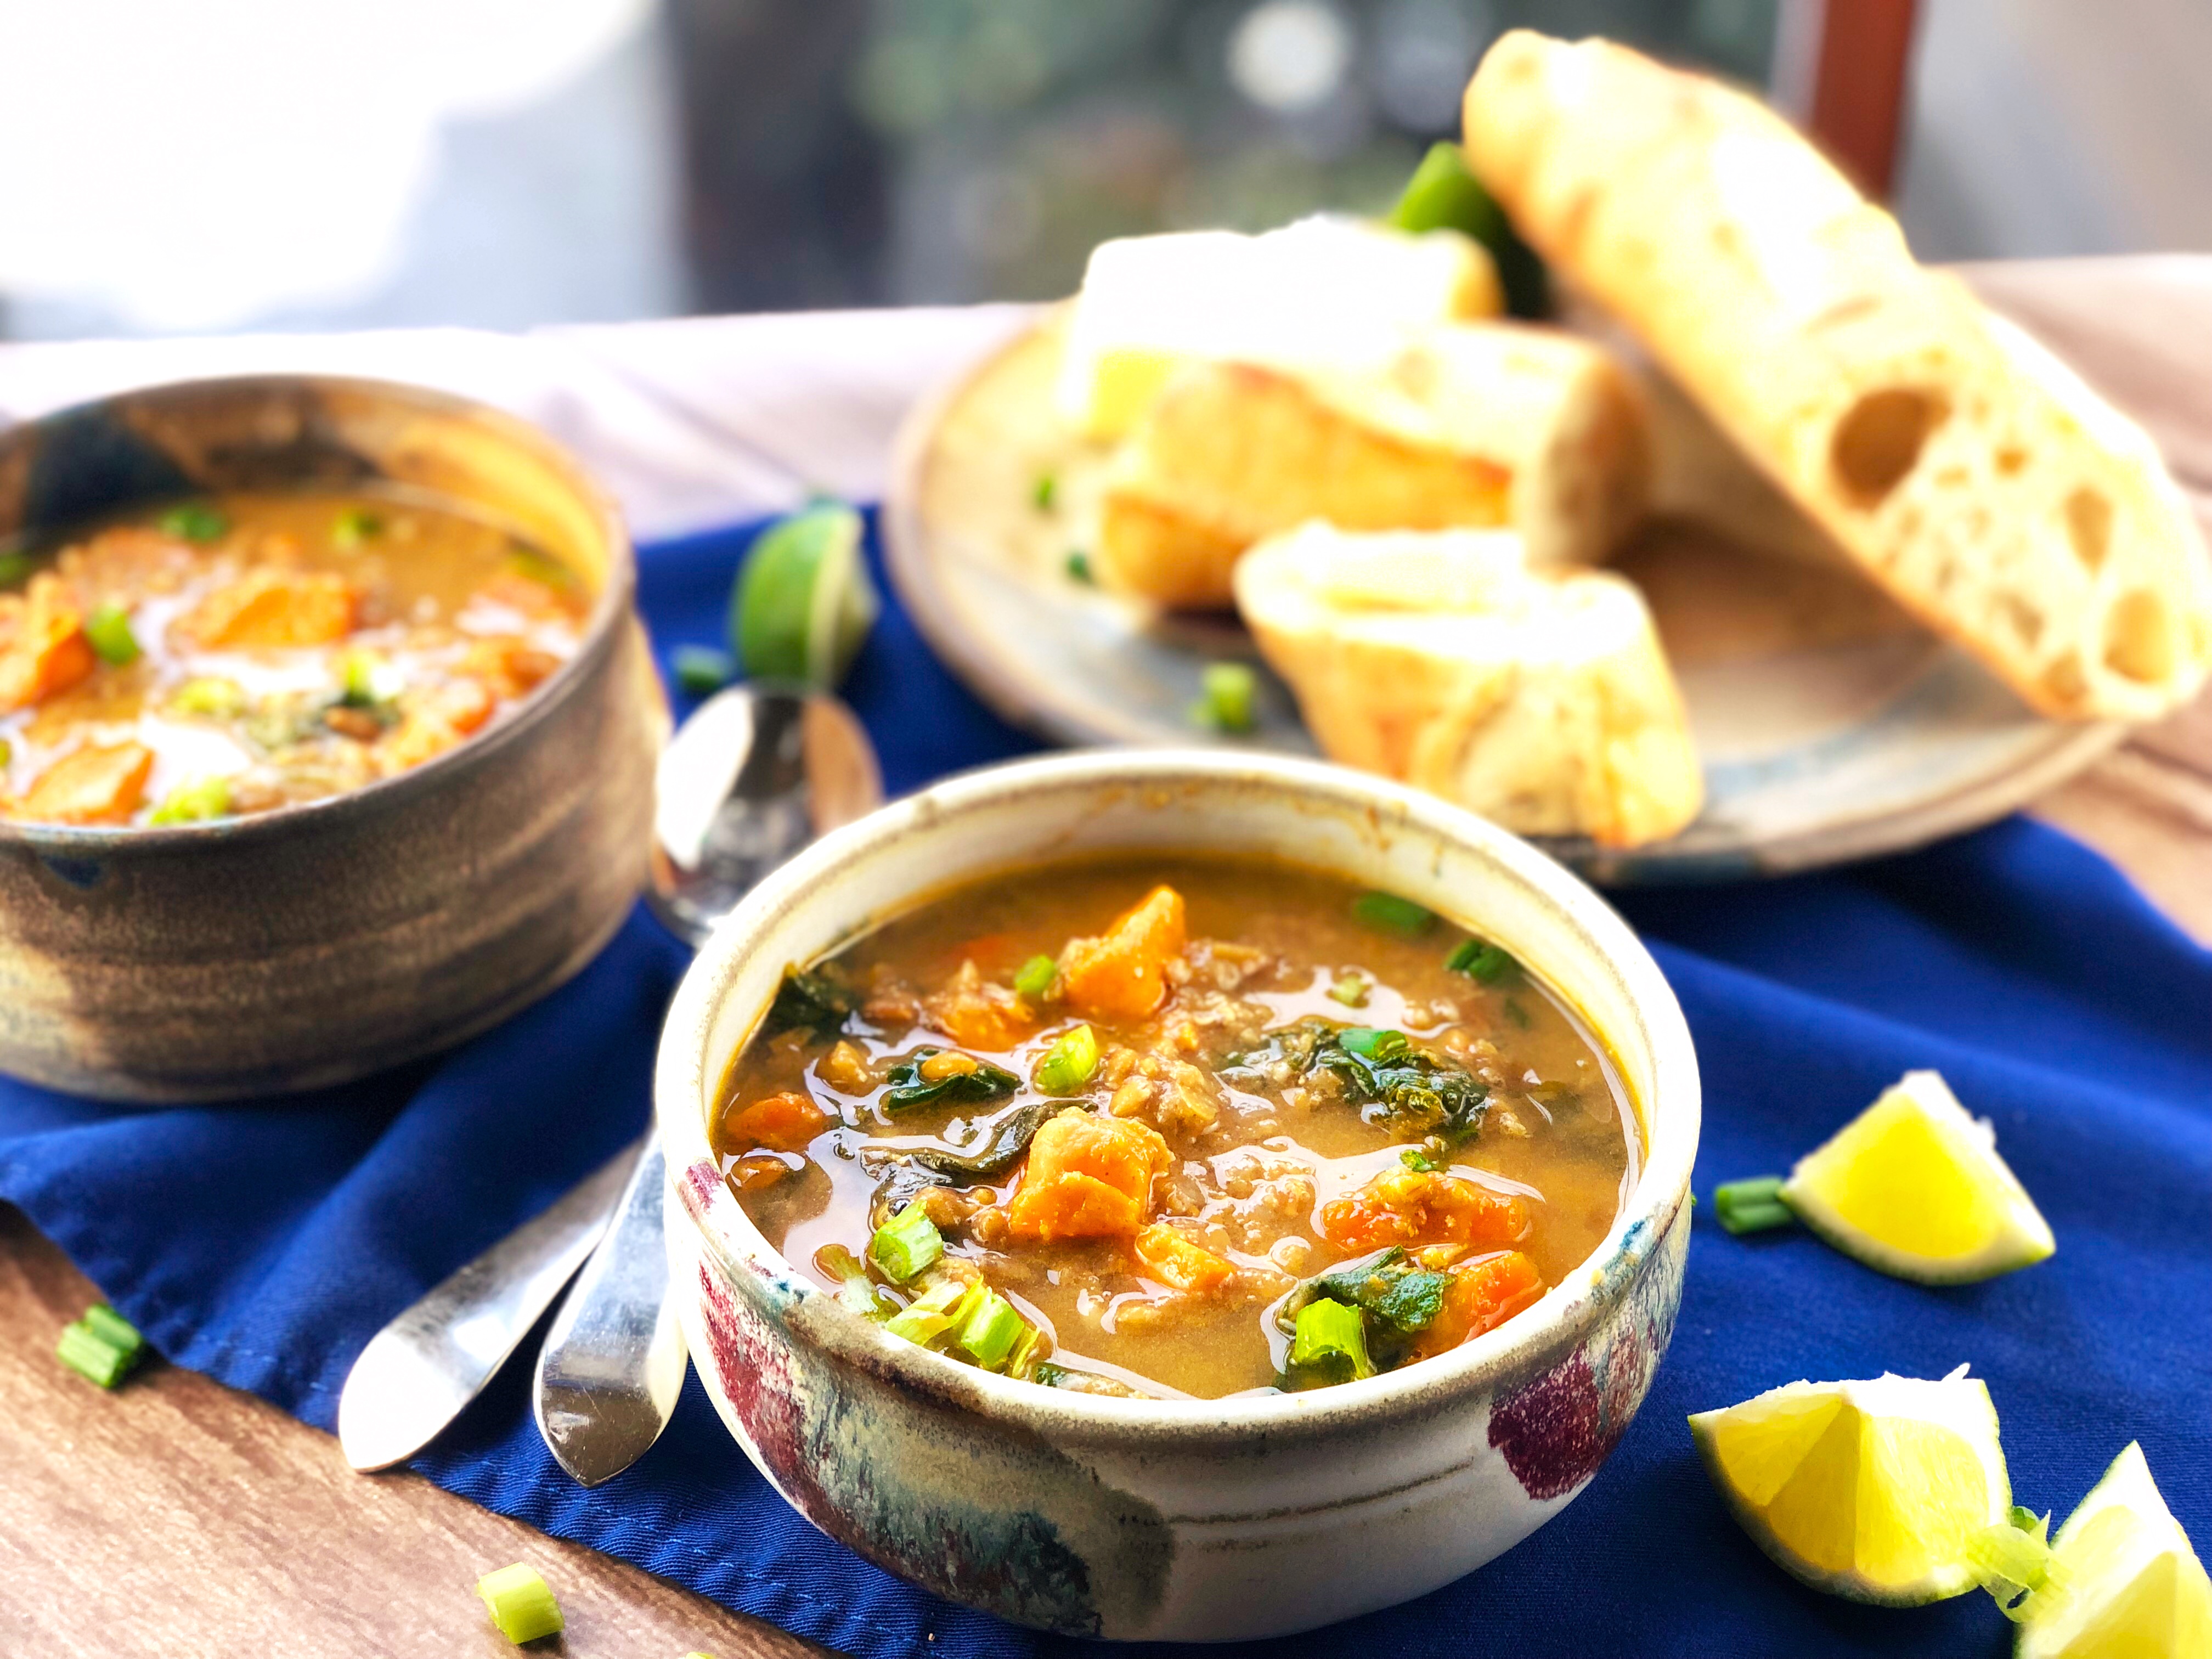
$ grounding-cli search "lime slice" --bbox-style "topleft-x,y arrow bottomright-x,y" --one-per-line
730,503 -> 878,690
2016,1443 -> 2211,1659
1781,1070 -> 2055,1284
1690,1365 -> 2012,1605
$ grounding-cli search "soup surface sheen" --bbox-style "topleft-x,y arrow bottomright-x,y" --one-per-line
716,856 -> 1639,1400
0,492 -> 590,827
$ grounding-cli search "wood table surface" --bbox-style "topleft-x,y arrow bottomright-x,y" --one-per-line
2,259 -> 2208,1659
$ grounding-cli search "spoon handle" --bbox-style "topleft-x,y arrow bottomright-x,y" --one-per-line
533,1137 -> 687,1486
337,1136 -> 641,1473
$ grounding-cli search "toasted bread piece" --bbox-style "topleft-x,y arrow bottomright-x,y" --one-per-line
1098,322 -> 1649,609
1056,215 -> 1502,442
1463,30 -> 2212,720
1235,523 -> 1702,847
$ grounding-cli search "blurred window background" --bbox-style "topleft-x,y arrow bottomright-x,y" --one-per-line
0,0 -> 2203,340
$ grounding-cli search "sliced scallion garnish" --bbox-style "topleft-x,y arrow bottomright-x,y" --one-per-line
1446,937 -> 1519,984
1290,1298 -> 1374,1380
1064,550 -> 1093,584
958,1289 -> 1025,1369
672,644 -> 737,696
870,1202 -> 944,1282
1012,953 -> 1057,1001
1714,1176 -> 1796,1235
1192,661 -> 1256,733
148,775 -> 232,827
1352,891 -> 1434,936
84,603 -> 140,667
1034,1024 -> 1099,1096
331,506 -> 382,548
171,675 -> 246,718
81,1303 -> 144,1361
1325,973 -> 1368,1008
1031,473 -> 1057,511
882,1277 -> 966,1344
159,502 -> 227,544
56,1322 -> 132,1388
475,1563 -> 563,1644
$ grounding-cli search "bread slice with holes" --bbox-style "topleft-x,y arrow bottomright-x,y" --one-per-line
1463,30 -> 2212,720
1096,321 -> 1650,609
1234,522 -> 1702,847
1056,215 -> 1503,442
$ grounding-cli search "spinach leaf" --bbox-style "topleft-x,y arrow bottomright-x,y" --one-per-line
765,967 -> 855,1040
882,1047 -> 1020,1115
1307,1246 -> 1448,1333
907,1099 -> 1065,1181
1224,1018 -> 1487,1141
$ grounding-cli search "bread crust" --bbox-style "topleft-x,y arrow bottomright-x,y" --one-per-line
1463,30 -> 2212,721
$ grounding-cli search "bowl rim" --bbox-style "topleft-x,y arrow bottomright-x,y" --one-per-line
0,371 -> 636,850
658,747 -> 1701,1446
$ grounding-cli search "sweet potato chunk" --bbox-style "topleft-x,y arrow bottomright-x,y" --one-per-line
0,575 -> 97,713
18,741 -> 154,825
1318,1165 -> 1530,1252
1410,1250 -> 1545,1359
1134,1223 -> 1235,1293
720,1090 -> 830,1153
1058,885 -> 1187,1022
184,570 -> 356,647
1006,1113 -> 1173,1241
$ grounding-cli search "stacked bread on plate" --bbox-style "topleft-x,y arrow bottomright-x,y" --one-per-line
1054,31 -> 2212,849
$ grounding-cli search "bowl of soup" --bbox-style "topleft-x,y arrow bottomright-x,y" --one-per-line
656,749 -> 1700,1640
0,375 -> 662,1099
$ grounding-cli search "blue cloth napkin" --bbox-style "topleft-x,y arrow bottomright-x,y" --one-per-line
2,516 -> 2205,1659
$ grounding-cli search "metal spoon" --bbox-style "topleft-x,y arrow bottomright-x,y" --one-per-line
338,683 -> 883,1479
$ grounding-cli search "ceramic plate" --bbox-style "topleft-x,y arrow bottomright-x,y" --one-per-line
882,318 -> 2125,882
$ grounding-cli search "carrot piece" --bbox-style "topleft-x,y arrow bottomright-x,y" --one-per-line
456,636 -> 561,699
184,570 -> 356,647
1412,1250 -> 1546,1359
16,741 -> 155,825
1318,1166 -> 1530,1251
0,575 -> 97,713
1058,885 -> 1188,1022
720,1090 -> 830,1153
1006,1114 -> 1172,1241
1134,1223 -> 1235,1293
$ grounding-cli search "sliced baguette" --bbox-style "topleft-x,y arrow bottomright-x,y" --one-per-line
1056,215 -> 1502,442
1463,30 -> 2212,720
1234,523 -> 1702,847
1097,321 -> 1649,609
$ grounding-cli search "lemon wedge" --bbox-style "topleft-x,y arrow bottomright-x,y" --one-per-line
1690,1365 -> 2012,1605
1781,1070 -> 2055,1284
2016,1443 -> 2211,1659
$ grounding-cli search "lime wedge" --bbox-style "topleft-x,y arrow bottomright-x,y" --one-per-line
730,503 -> 878,690
1690,1366 -> 2012,1605
2016,1443 -> 2211,1659
1781,1070 -> 2055,1284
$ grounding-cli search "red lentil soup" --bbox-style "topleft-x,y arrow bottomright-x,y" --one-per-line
713,855 -> 1640,1401
0,491 -> 591,828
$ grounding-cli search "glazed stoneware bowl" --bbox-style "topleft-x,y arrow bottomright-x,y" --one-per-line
0,375 -> 663,1101
657,749 -> 1701,1641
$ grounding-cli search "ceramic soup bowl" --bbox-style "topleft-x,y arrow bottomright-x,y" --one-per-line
656,750 -> 1700,1641
0,375 -> 662,1101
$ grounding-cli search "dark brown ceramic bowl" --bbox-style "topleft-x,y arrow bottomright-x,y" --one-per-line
0,376 -> 664,1101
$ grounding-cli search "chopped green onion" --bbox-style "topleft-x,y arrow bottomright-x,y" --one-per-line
958,1289 -> 1026,1369
0,550 -> 35,588
55,1321 -> 134,1388
475,1562 -> 564,1644
1446,938 -> 1519,985
1291,1297 -> 1374,1380
1034,1024 -> 1099,1095
882,1277 -> 966,1344
818,1244 -> 891,1318
1192,661 -> 1256,733
331,506 -> 383,547
339,649 -> 403,709
159,502 -> 227,543
508,545 -> 579,590
1003,1325 -> 1041,1379
1064,550 -> 1093,584
1326,974 -> 1368,1008
84,603 -> 139,667
1013,953 -> 1057,1000
81,1303 -> 145,1361
171,675 -> 246,718
1032,473 -> 1057,511
1352,891 -> 1435,936
870,1203 -> 944,1283
1967,1510 -> 2057,1621
672,644 -> 737,696
1713,1176 -> 1796,1235
1338,1027 -> 1410,1062
149,775 -> 232,826
1400,1147 -> 1436,1173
